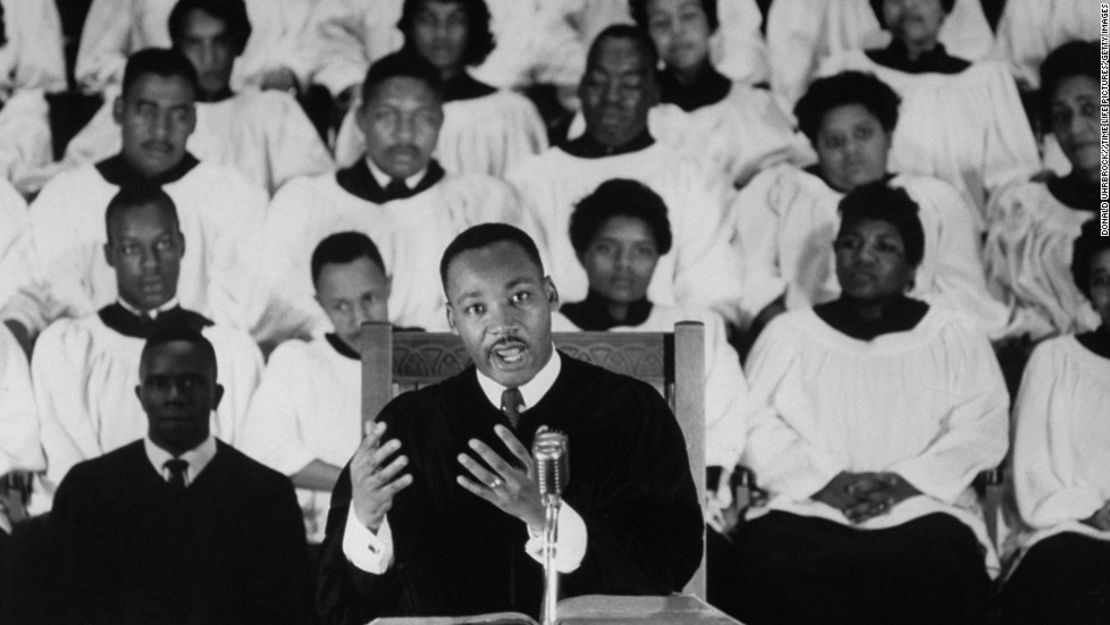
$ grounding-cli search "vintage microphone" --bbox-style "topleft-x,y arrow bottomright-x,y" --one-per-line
532,427 -> 568,625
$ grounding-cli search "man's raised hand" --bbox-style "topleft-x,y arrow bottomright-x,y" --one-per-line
350,421 -> 412,532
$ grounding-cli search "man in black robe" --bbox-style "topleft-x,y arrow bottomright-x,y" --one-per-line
51,328 -> 312,625
316,224 -> 703,623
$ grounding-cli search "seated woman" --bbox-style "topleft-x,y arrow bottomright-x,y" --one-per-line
628,0 -> 811,187
334,0 -> 548,177
816,0 -> 1038,219
731,70 -> 1007,339
732,181 -> 1007,625
984,41 -> 1101,342
998,220 -> 1110,625
555,179 -> 751,499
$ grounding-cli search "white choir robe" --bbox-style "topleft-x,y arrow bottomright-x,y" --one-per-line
61,88 -> 335,195
255,170 -> 517,344
30,315 -> 262,508
334,90 -> 547,178
506,144 -> 744,325
552,306 -> 750,471
0,0 -> 66,100
75,0 -> 317,94
239,337 -> 360,543
744,305 -> 1009,576
24,161 -> 267,335
989,0 -> 1099,90
767,0 -> 994,108
1008,336 -> 1110,566
0,178 -> 47,336
0,89 -> 52,192
0,323 -> 44,477
731,165 -> 1011,337
817,51 -> 1040,223
983,180 -> 1100,341
648,84 -> 816,188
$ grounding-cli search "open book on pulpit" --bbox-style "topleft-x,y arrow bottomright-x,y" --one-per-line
367,594 -> 743,625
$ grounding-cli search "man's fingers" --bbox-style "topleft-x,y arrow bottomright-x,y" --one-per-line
494,425 -> 533,472
368,438 -> 403,468
457,475 -> 498,504
457,452 -> 501,488
369,454 -> 409,486
467,439 -> 517,481
380,473 -> 413,496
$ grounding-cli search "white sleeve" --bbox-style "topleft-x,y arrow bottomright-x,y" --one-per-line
978,65 -> 1041,198
259,92 -> 336,193
701,313 -> 752,470
207,329 -> 264,447
1011,343 -> 1104,529
710,0 -> 770,86
886,322 -> 1010,503
0,325 -> 43,476
342,503 -> 394,574
524,503 -> 588,574
765,0 -> 825,108
306,0 -> 372,98
238,345 -> 319,475
28,180 -> 101,325
4,0 -> 67,94
75,0 -> 135,93
0,90 -> 53,186
730,168 -> 791,328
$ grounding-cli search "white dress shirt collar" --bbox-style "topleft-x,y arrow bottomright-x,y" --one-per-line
143,433 -> 217,487
365,158 -> 427,191
118,296 -> 180,320
475,347 -> 562,413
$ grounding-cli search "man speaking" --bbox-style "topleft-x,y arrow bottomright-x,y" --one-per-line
317,224 -> 702,623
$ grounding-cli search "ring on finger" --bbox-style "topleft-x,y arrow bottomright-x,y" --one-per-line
488,477 -> 504,489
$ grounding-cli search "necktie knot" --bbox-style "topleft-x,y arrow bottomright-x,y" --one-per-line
164,458 -> 188,491
500,387 -> 524,429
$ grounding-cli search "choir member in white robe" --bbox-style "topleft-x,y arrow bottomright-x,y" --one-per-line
31,185 -> 262,510
332,0 -> 547,179
985,41 -> 1101,342
729,187 -> 1007,624
59,1 -> 333,196
75,0 -> 315,95
242,232 -> 389,544
627,0 -> 812,188
0,178 -> 41,352
733,71 -> 1008,338
989,0 -> 1097,91
998,222 -> 1110,625
815,0 -> 1038,221
0,89 -> 50,193
767,0 -> 993,108
0,323 -> 43,537
18,50 -> 267,336
508,26 -> 742,325
256,53 -> 517,347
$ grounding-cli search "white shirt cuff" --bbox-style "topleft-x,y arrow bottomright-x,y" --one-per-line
341,502 -> 393,574
525,503 -> 588,573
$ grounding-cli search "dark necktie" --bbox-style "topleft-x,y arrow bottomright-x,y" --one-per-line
500,388 -> 524,430
164,458 -> 188,492
384,177 -> 410,201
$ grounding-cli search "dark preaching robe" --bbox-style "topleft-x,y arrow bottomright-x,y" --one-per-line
52,440 -> 312,625
316,354 -> 703,624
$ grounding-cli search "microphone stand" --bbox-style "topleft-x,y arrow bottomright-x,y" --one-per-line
540,491 -> 561,625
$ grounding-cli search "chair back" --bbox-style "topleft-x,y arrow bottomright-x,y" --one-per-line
361,321 -> 707,597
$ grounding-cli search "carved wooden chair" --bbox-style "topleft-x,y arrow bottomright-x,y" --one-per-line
360,321 -> 708,598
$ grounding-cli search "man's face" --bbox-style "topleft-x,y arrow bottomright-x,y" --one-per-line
357,76 -> 443,180
114,73 -> 196,178
177,8 -> 236,99
645,0 -> 711,74
104,201 -> 185,311
579,36 -> 658,148
315,257 -> 391,354
833,218 -> 915,303
816,103 -> 891,192
445,241 -> 557,388
137,340 -> 224,456
883,0 -> 946,47
579,215 -> 660,305
411,0 -> 469,73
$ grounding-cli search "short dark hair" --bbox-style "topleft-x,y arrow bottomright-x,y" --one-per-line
398,0 -> 496,67
569,179 -> 673,255
795,71 -> 901,145
360,51 -> 445,108
586,24 -> 660,76
311,231 -> 388,285
439,223 -> 544,287
869,0 -> 955,28
140,327 -> 218,380
1071,219 -> 1110,300
1040,40 -> 1099,130
628,0 -> 719,33
168,0 -> 252,56
105,183 -> 179,241
837,181 -> 925,267
121,48 -> 200,100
